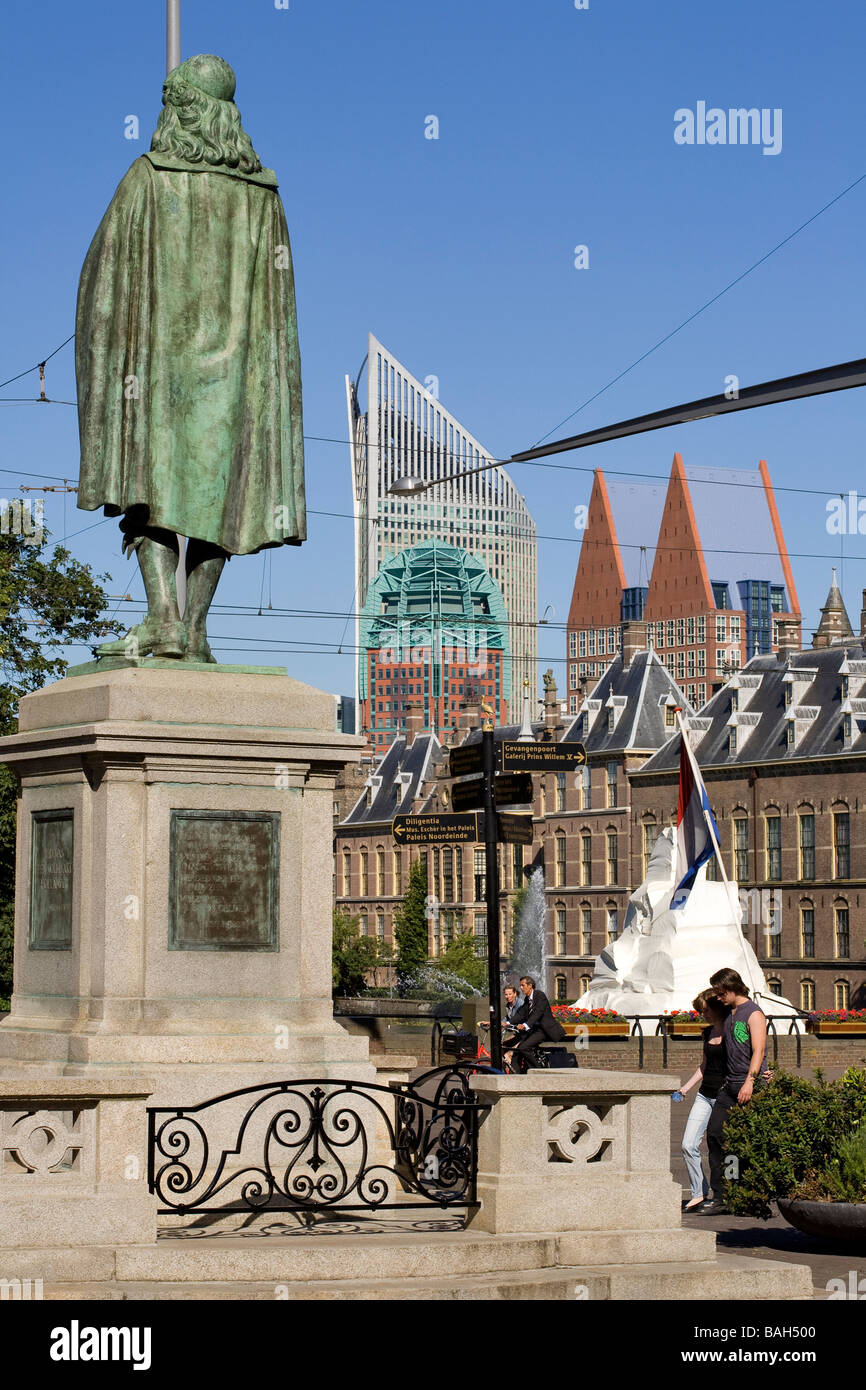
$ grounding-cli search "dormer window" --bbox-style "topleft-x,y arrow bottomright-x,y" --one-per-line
844,714 -> 853,742
842,676 -> 849,700
729,726 -> 738,756
665,705 -> 676,729
730,689 -> 739,713
784,684 -> 792,708
607,708 -> 614,732
787,722 -> 795,746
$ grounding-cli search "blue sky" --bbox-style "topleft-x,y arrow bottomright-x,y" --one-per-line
2,0 -> 864,697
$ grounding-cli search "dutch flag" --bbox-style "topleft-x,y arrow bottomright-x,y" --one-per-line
671,716 -> 721,910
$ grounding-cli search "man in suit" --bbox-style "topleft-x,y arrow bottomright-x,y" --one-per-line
510,975 -> 566,1072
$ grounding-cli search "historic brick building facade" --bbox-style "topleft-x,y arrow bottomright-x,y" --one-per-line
631,645 -> 866,1011
334,647 -> 866,1012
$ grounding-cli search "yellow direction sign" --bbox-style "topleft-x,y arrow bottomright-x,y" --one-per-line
392,813 -> 481,845
499,740 -> 587,772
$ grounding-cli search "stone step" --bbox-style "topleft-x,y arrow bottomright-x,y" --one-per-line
38,1255 -> 813,1301
0,1226 -> 724,1285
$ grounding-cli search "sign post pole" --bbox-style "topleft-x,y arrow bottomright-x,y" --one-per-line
482,724 -> 503,1070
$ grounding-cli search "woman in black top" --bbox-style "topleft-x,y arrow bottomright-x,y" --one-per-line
675,989 -> 730,1211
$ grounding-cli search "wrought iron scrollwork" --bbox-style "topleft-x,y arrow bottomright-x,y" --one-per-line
147,1064 -> 491,1216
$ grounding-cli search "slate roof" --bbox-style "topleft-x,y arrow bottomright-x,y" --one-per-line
638,645 -> 866,775
343,732 -> 441,825
562,649 -> 693,755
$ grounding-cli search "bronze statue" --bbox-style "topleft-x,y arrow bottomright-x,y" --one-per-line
75,55 -> 305,662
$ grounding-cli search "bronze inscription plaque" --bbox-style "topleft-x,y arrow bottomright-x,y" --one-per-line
29,809 -> 74,950
169,810 -> 280,951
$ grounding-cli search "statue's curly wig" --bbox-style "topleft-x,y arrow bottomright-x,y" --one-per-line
150,59 -> 262,173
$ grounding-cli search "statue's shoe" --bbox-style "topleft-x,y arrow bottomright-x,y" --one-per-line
97,618 -> 186,660
184,628 -> 217,664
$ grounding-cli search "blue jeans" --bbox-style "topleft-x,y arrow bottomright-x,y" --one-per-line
681,1091 -> 715,1199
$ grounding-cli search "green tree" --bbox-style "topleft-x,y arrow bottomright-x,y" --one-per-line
0,520 -> 122,1006
431,933 -> 488,993
331,908 -> 391,997
393,856 -> 429,993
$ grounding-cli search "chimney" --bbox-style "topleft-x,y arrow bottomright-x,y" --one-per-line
457,697 -> 483,734
404,699 -> 424,741
621,619 -> 646,666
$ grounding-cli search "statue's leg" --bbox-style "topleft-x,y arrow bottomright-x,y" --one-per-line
183,539 -> 226,664
97,520 -> 185,659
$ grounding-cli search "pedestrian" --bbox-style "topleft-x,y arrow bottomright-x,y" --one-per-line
675,989 -> 730,1212
701,967 -> 768,1213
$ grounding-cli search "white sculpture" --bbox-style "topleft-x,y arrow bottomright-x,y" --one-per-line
575,827 -> 801,1024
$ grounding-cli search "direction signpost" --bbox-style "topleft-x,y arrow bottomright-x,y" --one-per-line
497,811 -> 534,845
407,735 -> 587,1067
392,813 -> 480,845
499,741 -> 586,772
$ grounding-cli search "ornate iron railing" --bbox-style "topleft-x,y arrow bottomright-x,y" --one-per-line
147,1063 -> 492,1216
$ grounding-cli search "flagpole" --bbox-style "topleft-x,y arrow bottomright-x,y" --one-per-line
673,710 -> 756,985
167,1 -> 181,74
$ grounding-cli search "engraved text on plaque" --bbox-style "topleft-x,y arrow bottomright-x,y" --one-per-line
169,810 -> 280,951
29,809 -> 74,950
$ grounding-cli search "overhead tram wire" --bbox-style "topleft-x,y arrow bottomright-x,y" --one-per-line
527,168 -> 866,449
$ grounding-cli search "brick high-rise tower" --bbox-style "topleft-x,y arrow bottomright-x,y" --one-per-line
566,454 -> 801,712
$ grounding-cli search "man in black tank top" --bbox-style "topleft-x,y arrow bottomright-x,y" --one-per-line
700,967 -> 767,1212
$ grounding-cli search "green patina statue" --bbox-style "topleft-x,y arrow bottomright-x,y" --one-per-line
75,54 -> 305,662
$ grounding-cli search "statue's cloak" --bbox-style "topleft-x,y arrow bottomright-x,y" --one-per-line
75,152 -> 305,554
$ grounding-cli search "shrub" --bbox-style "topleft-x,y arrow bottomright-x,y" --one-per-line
722,1067 -> 866,1218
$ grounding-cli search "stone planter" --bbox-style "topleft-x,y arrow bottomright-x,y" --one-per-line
561,1021 -> 631,1038
807,1021 -> 866,1036
777,1197 -> 866,1243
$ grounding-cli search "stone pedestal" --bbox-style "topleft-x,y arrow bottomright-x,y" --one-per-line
469,1070 -> 683,1236
0,1078 -> 156,1249
0,665 -> 372,1106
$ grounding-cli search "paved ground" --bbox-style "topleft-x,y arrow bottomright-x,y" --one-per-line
667,1067 -> 865,1298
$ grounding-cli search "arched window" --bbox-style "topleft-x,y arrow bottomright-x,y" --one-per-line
800,979 -> 815,1012
766,977 -> 783,996
393,850 -> 403,896
555,832 -> 567,887
579,974 -> 592,996
798,807 -> 815,881
832,806 -> 850,879
376,912 -> 385,941
732,813 -> 749,882
606,903 -> 619,943
834,901 -> 850,958
359,911 -> 368,937
580,903 -> 592,956
834,979 -> 850,1010
359,848 -> 369,897
580,833 -> 592,886
376,848 -> 385,896
642,820 -> 657,877
800,901 -> 815,957
555,904 -> 567,956
342,849 -> 351,896
606,830 -> 618,884
555,974 -> 568,1003
764,810 -> 782,881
